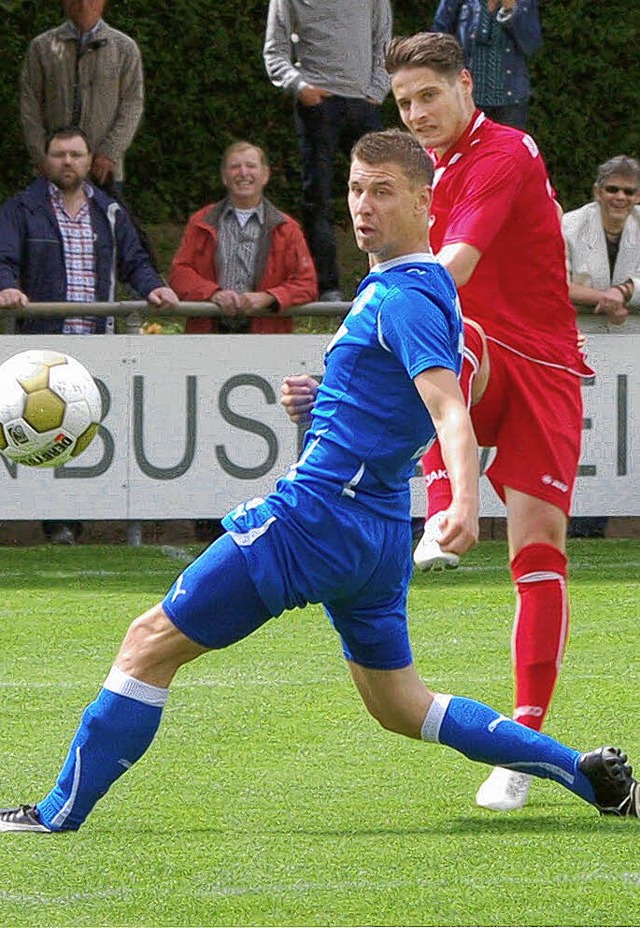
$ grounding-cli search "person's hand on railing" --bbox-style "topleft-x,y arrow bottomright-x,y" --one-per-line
594,287 -> 629,325
210,290 -> 275,317
211,289 -> 245,315
238,292 -> 277,316
147,286 -> 180,309
0,288 -> 29,309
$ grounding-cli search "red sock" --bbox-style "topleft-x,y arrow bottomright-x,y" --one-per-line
421,322 -> 484,520
510,543 -> 569,731
421,441 -> 453,518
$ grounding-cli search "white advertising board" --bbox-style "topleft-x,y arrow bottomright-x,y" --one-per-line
0,334 -> 638,519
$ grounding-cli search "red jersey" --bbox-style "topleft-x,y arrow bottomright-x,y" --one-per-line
430,111 -> 586,371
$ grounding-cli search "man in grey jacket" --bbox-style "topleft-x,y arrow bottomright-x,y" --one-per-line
20,0 -> 144,187
264,0 -> 392,302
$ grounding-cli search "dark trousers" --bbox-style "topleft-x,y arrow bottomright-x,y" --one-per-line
568,516 -> 609,538
294,95 -> 383,292
483,101 -> 529,130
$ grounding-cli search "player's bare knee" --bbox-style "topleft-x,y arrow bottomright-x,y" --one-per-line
116,604 -> 206,684
349,663 -> 429,738
506,493 -> 568,554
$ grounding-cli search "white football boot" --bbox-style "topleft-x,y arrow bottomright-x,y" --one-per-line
475,767 -> 532,812
413,513 -> 460,571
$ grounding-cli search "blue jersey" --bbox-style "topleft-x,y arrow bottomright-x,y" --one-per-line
283,253 -> 463,519
181,252 -> 463,663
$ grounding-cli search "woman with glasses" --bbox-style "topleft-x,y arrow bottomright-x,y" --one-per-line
562,154 -> 640,326
562,154 -> 640,539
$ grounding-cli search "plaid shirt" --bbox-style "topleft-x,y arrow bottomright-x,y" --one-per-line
49,182 -> 97,334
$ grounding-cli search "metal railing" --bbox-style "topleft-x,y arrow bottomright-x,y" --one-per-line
2,298 -> 638,331
1,300 -> 352,335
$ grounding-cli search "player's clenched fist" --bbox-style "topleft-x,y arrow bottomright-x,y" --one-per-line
280,374 -> 319,424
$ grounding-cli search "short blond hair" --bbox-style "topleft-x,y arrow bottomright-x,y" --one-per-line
351,129 -> 434,187
221,141 -> 269,169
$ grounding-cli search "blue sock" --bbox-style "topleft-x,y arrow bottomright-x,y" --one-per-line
421,694 -> 596,805
36,668 -> 167,831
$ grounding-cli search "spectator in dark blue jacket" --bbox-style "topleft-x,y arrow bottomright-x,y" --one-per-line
0,126 -> 178,542
432,0 -> 541,129
0,127 -> 176,335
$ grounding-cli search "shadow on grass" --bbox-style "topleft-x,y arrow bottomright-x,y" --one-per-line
117,812 -> 609,839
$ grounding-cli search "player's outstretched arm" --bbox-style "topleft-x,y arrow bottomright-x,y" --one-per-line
436,242 -> 482,288
280,374 -> 319,425
414,367 -> 479,556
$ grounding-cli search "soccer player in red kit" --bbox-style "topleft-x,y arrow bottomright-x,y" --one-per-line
385,32 -> 593,811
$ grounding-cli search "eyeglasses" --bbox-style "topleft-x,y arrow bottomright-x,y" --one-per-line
601,184 -> 639,196
48,150 -> 89,160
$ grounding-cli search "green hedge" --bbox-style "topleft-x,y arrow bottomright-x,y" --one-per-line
0,0 -> 638,222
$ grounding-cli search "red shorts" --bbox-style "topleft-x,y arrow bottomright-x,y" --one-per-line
471,339 -> 587,516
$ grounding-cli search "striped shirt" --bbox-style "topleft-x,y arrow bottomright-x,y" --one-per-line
218,203 -> 264,292
49,182 -> 97,334
216,203 -> 265,333
264,0 -> 392,103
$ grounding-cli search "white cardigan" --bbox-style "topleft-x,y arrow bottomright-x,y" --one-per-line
561,201 -> 640,308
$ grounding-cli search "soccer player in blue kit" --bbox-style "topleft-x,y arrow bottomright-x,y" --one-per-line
0,129 -> 637,832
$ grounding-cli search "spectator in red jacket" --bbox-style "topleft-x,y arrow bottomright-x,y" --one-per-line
170,141 -> 318,333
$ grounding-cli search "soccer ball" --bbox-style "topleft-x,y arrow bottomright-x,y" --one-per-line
0,349 -> 101,467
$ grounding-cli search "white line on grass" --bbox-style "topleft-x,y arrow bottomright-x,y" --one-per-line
0,888 -> 127,905
0,678 -> 348,690
190,869 -> 640,898
622,872 -> 640,885
0,665 -> 627,690
2,559 -> 639,583
1,569 -> 122,579
435,560 -> 640,574
159,544 -> 198,562
0,567 -> 186,580
1,870 -> 638,906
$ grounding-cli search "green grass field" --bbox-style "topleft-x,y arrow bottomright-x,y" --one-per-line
0,540 -> 638,928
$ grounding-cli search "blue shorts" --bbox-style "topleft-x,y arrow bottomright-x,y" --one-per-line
163,481 -> 414,670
